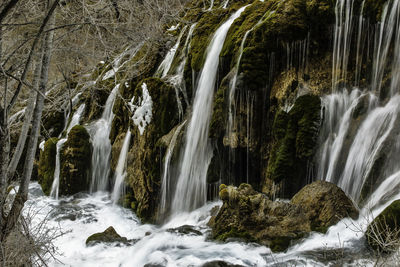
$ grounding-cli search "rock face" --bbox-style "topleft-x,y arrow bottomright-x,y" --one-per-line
86,226 -> 128,246
211,182 -> 358,252
38,137 -> 58,195
59,125 -> 92,195
291,180 -> 359,232
366,200 -> 400,252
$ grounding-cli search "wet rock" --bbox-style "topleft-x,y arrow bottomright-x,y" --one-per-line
210,184 -> 310,252
167,225 -> 202,236
86,226 -> 128,246
60,125 -> 92,195
38,137 -> 58,195
291,180 -> 359,233
366,200 -> 400,252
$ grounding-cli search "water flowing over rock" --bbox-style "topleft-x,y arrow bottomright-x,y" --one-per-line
171,6 -> 249,215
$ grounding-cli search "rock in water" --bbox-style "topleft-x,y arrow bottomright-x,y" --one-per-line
86,226 -> 128,246
291,180 -> 359,233
211,182 -> 358,252
210,184 -> 310,252
366,200 -> 400,252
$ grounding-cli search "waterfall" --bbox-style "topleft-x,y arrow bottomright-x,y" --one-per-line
171,6 -> 248,214
156,26 -> 187,78
111,129 -> 131,204
168,23 -> 197,108
89,84 -> 120,192
50,103 -> 86,199
318,0 -> 400,205
332,0 -> 355,91
159,120 -> 186,219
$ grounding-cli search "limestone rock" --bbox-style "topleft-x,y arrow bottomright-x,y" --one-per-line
291,180 -> 359,232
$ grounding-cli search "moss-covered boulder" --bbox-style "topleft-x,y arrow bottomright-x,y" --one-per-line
264,94 -> 321,198
210,184 -> 311,252
291,181 -> 359,233
366,200 -> 400,252
86,226 -> 128,246
59,125 -> 92,195
126,78 -> 179,222
38,137 -> 58,195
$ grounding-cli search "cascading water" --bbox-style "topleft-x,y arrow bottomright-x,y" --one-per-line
50,103 -> 86,199
318,0 -> 400,206
111,129 -> 131,204
156,26 -> 187,79
159,120 -> 186,219
90,84 -> 120,192
171,6 -> 248,214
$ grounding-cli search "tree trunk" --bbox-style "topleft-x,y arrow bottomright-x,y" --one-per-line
7,59 -> 40,180
1,8 -> 56,242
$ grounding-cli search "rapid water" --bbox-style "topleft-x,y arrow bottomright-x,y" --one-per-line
89,84 -> 120,192
171,6 -> 248,214
111,129 -> 131,204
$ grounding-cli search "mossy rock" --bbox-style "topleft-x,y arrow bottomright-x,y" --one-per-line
86,226 -> 128,246
366,200 -> 400,252
265,94 -> 321,198
38,137 -> 58,195
59,125 -> 92,195
126,78 -> 179,222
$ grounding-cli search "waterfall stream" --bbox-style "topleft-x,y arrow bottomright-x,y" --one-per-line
171,6 -> 248,214
89,84 -> 120,192
111,129 -> 132,204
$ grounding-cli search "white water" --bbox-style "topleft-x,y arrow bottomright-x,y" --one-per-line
159,120 -> 186,220
171,6 -> 248,214
111,129 -> 131,204
50,103 -> 86,199
90,84 -> 120,192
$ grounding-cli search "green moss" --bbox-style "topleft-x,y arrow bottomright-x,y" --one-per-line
59,125 -> 92,195
38,137 -> 58,195
210,75 -> 230,139
215,227 -> 256,243
266,95 -> 321,197
366,200 -> 400,252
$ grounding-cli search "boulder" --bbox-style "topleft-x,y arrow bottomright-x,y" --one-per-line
202,261 -> 244,267
59,125 -> 92,195
86,226 -> 128,246
291,180 -> 359,233
38,137 -> 58,195
167,225 -> 202,236
210,184 -> 310,252
366,200 -> 400,252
